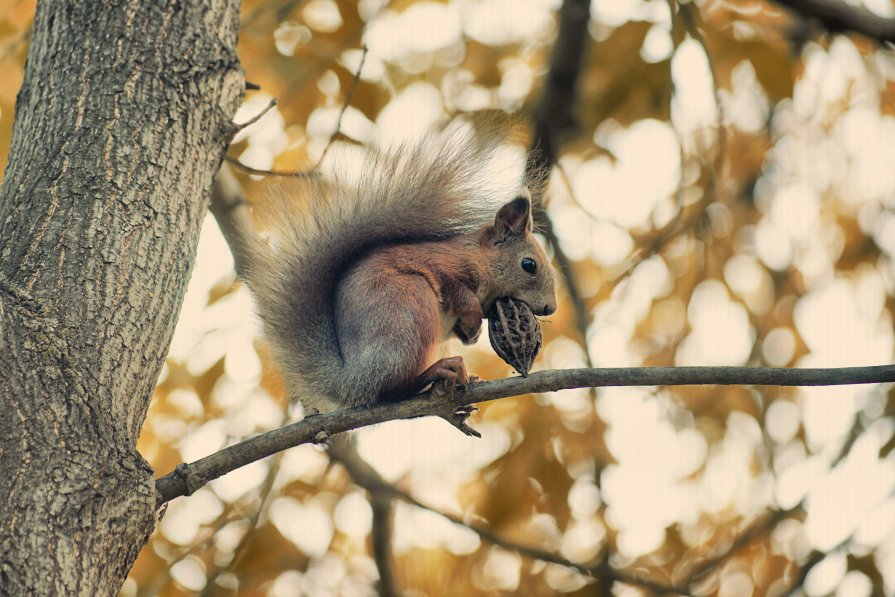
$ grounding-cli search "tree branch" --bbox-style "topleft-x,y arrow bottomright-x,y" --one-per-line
0,0 -> 243,592
224,155 -> 317,178
684,506 -> 802,587
601,0 -> 728,289
198,454 -> 283,596
781,551 -> 827,597
771,0 -> 895,43
231,98 -> 278,134
526,0 -> 591,182
526,0 -> 595,366
222,44 -> 367,178
155,364 -> 895,506
315,45 -> 368,169
393,485 -> 689,594
330,433 -> 687,595
328,437 -> 399,597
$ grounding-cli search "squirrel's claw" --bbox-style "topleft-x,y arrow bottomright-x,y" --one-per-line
442,405 -> 481,438
417,357 -> 480,436
412,356 -> 469,395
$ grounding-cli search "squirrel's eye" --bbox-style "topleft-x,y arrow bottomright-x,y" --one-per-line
521,257 -> 537,274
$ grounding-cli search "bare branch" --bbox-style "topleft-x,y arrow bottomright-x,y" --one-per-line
328,438 -> 399,597
781,551 -> 827,597
315,45 -> 369,170
684,506 -> 802,587
526,0 -> 591,181
330,434 -> 686,595
230,98 -> 278,135
155,364 -> 895,506
224,155 -> 317,178
526,0 -> 595,368
223,45 -> 368,178
604,0 -> 728,290
677,0 -> 727,204
542,224 -> 594,368
395,485 -> 689,594
198,455 -> 283,597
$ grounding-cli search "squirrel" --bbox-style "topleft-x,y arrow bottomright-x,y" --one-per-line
243,125 -> 558,412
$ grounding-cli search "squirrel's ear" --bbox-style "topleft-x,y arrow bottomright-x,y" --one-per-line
494,189 -> 533,238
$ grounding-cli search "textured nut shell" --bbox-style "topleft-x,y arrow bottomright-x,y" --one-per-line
487,297 -> 542,377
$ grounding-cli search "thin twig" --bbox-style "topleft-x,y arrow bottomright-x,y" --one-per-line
677,0 -> 727,189
526,0 -> 594,366
155,364 -> 895,506
832,413 -> 865,467
224,45 -> 368,178
315,45 -> 369,170
604,203 -> 694,289
331,433 -> 687,595
543,224 -> 593,366
232,98 -> 278,134
684,506 -> 802,586
224,155 -> 316,178
607,0 -> 727,290
554,161 -> 601,223
392,484 -> 690,595
198,454 -> 284,597
781,551 -> 827,597
328,437 -> 399,597
199,384 -> 293,597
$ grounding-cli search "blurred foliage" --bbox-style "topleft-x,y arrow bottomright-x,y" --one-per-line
2,0 -> 895,595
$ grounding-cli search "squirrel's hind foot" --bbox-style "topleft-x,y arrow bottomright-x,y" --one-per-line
412,356 -> 469,395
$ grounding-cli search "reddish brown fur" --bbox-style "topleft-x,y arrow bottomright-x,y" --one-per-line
332,196 -> 556,403
246,128 -> 557,411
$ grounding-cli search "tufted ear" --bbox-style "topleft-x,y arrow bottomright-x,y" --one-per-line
494,188 -> 533,239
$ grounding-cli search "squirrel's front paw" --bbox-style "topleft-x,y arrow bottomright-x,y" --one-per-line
412,356 -> 469,395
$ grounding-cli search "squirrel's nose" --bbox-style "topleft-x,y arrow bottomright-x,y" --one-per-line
540,302 -> 556,316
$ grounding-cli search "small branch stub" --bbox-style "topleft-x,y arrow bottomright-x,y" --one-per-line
231,98 -> 278,136
175,463 -> 205,496
443,404 -> 481,438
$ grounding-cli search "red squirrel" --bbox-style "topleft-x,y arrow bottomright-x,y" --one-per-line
244,127 -> 558,412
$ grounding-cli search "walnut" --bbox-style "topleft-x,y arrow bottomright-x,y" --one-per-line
487,297 -> 542,377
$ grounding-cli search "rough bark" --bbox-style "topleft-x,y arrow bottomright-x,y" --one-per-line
0,0 -> 243,594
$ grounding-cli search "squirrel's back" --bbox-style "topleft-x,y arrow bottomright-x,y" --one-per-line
247,124 -> 528,410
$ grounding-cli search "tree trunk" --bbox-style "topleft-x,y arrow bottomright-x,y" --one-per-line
0,0 -> 243,594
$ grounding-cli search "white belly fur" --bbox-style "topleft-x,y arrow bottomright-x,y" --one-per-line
439,309 -> 458,341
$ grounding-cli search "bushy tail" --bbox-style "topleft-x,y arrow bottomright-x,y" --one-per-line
246,124 -> 525,409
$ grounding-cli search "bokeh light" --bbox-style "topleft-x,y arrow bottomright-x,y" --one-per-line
3,0 -> 893,593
